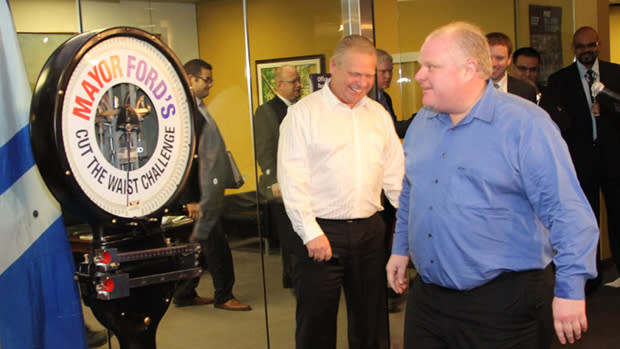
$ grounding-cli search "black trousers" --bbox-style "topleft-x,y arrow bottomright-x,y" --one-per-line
290,213 -> 389,349
404,265 -> 554,349
174,219 -> 235,304
577,142 -> 620,277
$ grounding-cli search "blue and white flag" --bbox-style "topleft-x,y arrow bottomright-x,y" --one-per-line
0,2 -> 87,348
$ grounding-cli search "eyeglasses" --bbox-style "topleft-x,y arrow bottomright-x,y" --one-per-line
574,42 -> 599,50
515,65 -> 538,73
195,75 -> 213,84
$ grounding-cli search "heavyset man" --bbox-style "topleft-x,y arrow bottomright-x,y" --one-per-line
387,22 -> 598,348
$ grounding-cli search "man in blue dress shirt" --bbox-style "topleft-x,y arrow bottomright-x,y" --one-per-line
386,22 -> 599,348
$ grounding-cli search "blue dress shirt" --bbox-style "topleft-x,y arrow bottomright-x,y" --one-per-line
393,81 -> 599,300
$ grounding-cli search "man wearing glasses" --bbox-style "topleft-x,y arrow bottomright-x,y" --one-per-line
254,65 -> 302,289
510,46 -> 543,103
173,59 -> 251,311
542,26 -> 620,294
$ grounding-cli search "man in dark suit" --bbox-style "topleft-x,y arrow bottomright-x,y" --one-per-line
511,46 -> 544,103
541,26 -> 620,291
486,32 -> 537,103
173,59 -> 251,310
376,49 -> 413,138
253,65 -> 301,288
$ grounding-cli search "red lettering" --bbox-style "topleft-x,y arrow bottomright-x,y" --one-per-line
87,66 -> 104,88
72,96 -> 92,120
81,80 -> 100,103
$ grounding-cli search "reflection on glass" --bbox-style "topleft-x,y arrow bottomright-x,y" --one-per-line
94,85 -> 158,171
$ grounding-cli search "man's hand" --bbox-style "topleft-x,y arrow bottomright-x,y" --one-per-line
305,235 -> 332,262
186,202 -> 201,220
552,297 -> 588,344
386,254 -> 410,294
271,183 -> 282,198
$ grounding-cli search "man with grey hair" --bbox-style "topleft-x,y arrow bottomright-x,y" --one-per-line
387,22 -> 598,348
278,35 -> 404,348
254,65 -> 301,288
375,49 -> 412,138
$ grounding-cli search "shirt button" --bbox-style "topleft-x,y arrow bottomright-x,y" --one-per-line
427,233 -> 432,238
428,206 -> 432,210
434,179 -> 438,184
430,260 -> 434,264
442,153 -> 446,158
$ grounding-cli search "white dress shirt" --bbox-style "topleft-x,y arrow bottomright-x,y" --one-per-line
577,59 -> 600,140
494,72 -> 508,92
277,81 -> 405,244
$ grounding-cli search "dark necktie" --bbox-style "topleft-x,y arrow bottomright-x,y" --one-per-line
586,69 -> 596,104
585,69 -> 599,141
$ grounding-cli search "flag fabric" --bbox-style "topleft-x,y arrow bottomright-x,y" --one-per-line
0,1 -> 87,348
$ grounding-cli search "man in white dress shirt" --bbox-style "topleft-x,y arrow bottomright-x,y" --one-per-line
277,35 -> 405,349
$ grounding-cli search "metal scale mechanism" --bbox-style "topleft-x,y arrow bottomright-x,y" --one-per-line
30,27 -> 201,348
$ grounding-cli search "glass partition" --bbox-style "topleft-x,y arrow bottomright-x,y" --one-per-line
14,0 -> 560,347
243,1 -> 343,347
375,0 -> 576,124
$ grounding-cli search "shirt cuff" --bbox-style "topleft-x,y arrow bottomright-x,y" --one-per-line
298,218 -> 325,245
554,274 -> 588,300
391,241 -> 409,256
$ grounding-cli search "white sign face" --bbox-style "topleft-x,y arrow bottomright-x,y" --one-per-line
61,36 -> 192,218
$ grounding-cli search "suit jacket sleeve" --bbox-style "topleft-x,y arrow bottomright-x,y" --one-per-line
192,120 -> 229,240
254,98 -> 287,199
540,68 -> 575,133
172,114 -> 205,209
508,75 -> 537,103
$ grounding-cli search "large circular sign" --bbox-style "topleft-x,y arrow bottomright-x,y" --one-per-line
31,27 -> 196,224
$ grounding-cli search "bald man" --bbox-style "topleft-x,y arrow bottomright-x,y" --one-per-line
254,65 -> 302,289
542,26 -> 620,293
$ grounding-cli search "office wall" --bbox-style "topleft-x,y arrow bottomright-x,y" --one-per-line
196,0 -> 343,194
10,0 -> 78,32
610,6 -> 620,63
374,0 -> 515,123
10,0 -> 198,64
80,1 -> 199,64
195,0 -> 255,194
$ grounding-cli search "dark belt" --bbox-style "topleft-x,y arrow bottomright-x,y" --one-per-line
316,212 -> 379,224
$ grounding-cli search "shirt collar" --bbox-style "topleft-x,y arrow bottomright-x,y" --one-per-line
421,80 -> 496,125
577,58 -> 600,78
324,79 -> 369,110
276,93 -> 294,107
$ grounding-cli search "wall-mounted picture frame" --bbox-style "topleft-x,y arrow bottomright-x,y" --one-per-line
255,54 -> 325,106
